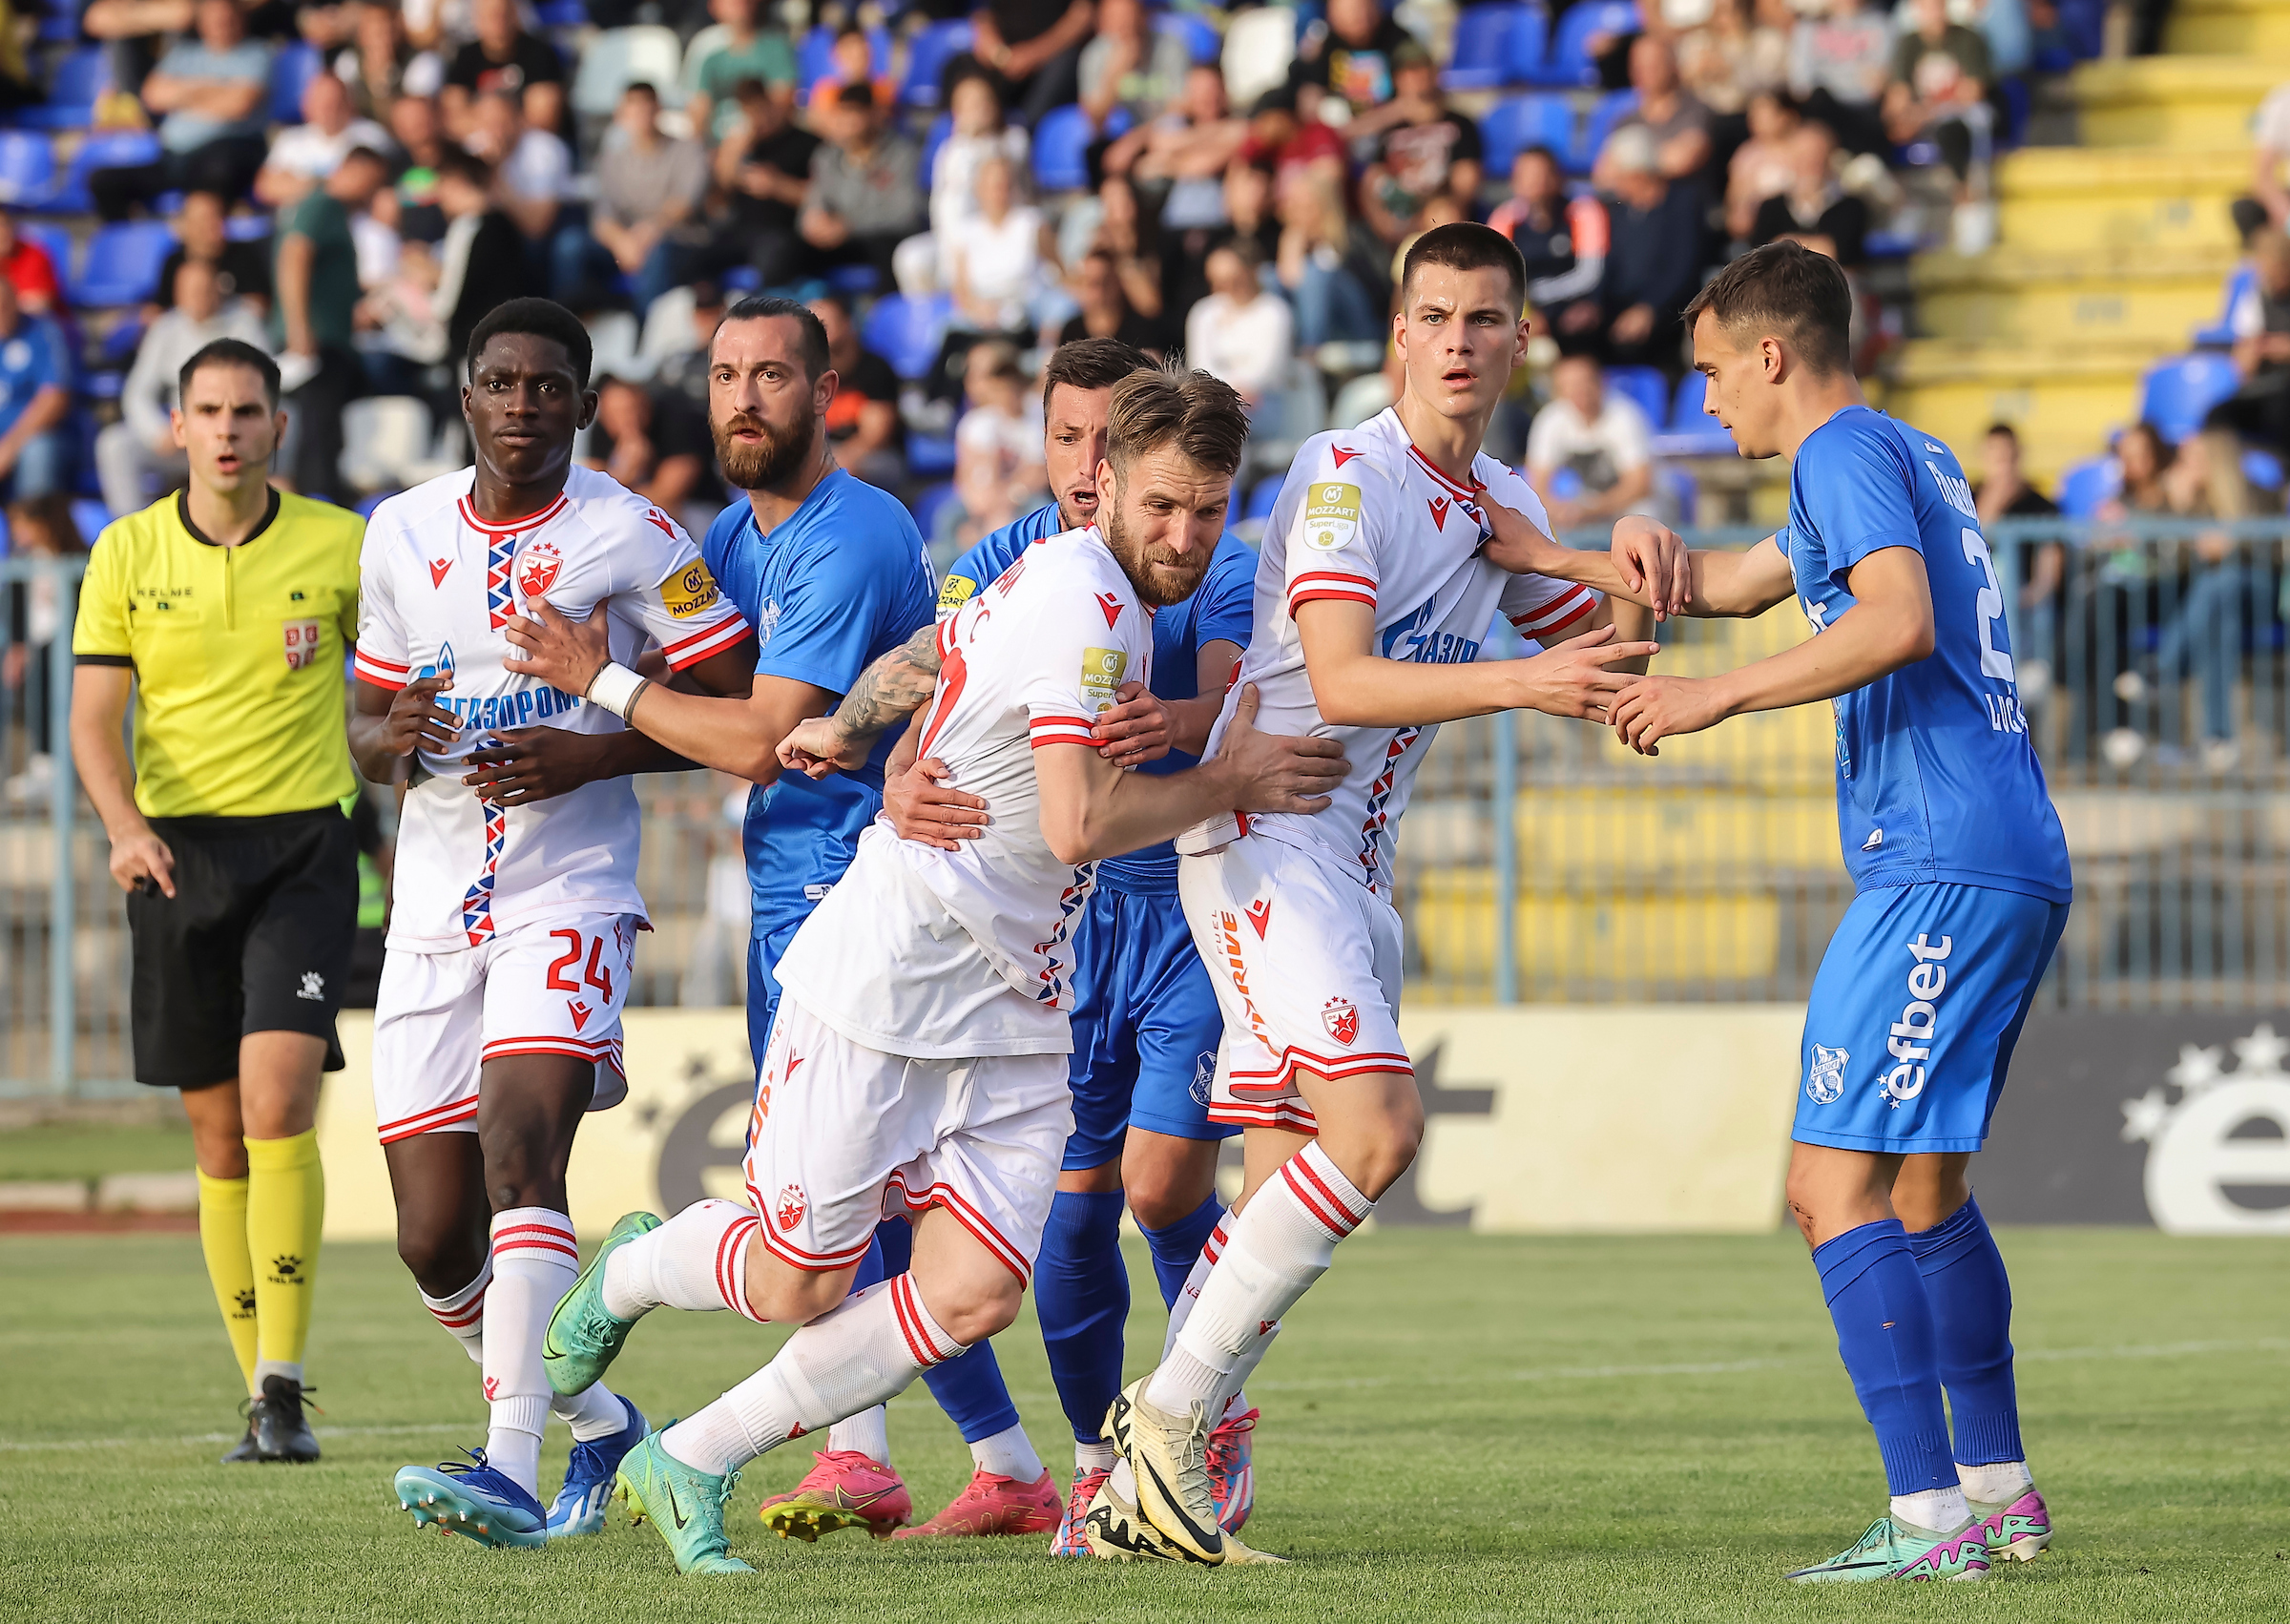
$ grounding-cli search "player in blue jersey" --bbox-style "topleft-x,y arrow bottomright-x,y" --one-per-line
886,337 -> 1264,1550
508,295 -> 1051,1540
1490,242 -> 2071,1584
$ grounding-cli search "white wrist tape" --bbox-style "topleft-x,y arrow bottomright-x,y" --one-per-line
585,661 -> 650,721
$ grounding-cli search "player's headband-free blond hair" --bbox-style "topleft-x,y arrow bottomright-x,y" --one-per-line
1104,366 -> 1250,481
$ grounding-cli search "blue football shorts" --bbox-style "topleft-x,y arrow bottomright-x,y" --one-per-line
1061,885 -> 1237,1171
1793,881 -> 2070,1155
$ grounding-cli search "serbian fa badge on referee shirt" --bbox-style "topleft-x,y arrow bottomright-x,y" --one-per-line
282,617 -> 323,670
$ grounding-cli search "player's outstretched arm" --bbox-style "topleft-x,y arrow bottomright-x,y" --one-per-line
1481,504 -> 1796,621
1297,599 -> 1659,727
1611,545 -> 1935,756
777,621 -> 945,779
1034,684 -> 1346,865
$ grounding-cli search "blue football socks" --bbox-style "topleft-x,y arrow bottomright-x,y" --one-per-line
1033,1189 -> 1131,1443
1138,1194 -> 1224,1308
1905,1195 -> 2024,1467
1812,1218 -> 1958,1498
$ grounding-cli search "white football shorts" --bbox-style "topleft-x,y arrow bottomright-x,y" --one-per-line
740,996 -> 1072,1283
1179,834 -> 1411,1135
370,914 -> 638,1143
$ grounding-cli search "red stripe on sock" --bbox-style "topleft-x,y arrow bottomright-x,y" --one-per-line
1280,1162 -> 1353,1240
716,1216 -> 762,1322
1291,1152 -> 1366,1232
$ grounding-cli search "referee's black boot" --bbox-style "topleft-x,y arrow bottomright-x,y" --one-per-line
253,1376 -> 322,1463
219,1405 -> 262,1465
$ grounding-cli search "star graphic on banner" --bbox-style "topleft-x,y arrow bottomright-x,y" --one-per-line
2120,1087 -> 2172,1144
2167,1044 -> 2225,1093
2233,1023 -> 2288,1077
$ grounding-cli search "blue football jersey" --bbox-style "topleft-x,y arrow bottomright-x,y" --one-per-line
942,504 -> 1257,893
1785,406 -> 2071,904
703,470 -> 937,942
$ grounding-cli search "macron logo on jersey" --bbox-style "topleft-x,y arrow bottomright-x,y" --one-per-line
1330,447 -> 1364,468
428,558 -> 452,587
1094,592 -> 1123,628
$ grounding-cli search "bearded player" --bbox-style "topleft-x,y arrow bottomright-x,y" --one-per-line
350,299 -> 755,1547
1084,223 -> 1678,1563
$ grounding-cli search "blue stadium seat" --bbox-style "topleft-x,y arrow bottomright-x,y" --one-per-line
920,113 -> 953,191
1478,94 -> 1575,177
13,49 -> 107,130
1573,87 -> 1638,174
44,129 -> 160,214
862,292 -> 951,381
537,0 -> 589,27
827,262 -> 880,297
2055,0 -> 2106,58
2053,456 -> 2118,518
908,432 -> 956,476
901,20 -> 973,108
721,264 -> 762,292
72,498 -> 110,539
2195,261 -> 2255,347
1527,0 -> 1635,87
269,41 -> 324,125
99,319 -> 145,366
223,213 -> 273,241
1604,364 -> 1668,428
2137,352 -> 2241,443
910,479 -> 957,538
797,25 -> 891,97
71,220 -> 176,307
1244,475 -> 1282,520
1156,10 -> 1223,67
1668,369 -> 1705,428
1504,3 -> 1553,86
18,220 -> 72,284
1033,104 -> 1130,192
2242,448 -> 2283,493
1442,4 -> 1530,94
0,131 -> 55,207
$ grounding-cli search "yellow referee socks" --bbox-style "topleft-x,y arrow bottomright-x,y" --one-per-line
195,1168 -> 260,1396
244,1129 -> 325,1388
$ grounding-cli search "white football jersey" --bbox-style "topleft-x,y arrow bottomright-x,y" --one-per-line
356,466 -> 751,952
1199,407 -> 1600,894
777,525 -> 1154,1059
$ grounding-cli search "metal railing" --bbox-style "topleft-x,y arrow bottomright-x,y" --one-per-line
10,518 -> 2290,1094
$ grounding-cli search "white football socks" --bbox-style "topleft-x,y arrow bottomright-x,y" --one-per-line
1957,1459 -> 2033,1504
418,1250 -> 631,1444
603,1197 -> 765,1322
1893,1485 -> 1972,1533
826,1405 -> 891,1464
1160,1218 -> 1262,1424
1143,1144 -> 1370,1418
970,1422 -> 1044,1484
485,1208 -> 580,1495
663,1277 -> 965,1477
1075,1438 -> 1116,1473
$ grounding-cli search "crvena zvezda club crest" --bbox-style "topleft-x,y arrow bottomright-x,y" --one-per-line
515,540 -> 561,599
775,1183 -> 806,1233
1322,996 -> 1359,1046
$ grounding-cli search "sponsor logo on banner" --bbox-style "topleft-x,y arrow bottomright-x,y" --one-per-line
1080,646 -> 1128,712
1303,482 -> 1362,551
2121,1022 -> 2290,1235
661,558 -> 721,620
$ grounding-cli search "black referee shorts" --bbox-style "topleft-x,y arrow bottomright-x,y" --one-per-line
127,807 -> 357,1091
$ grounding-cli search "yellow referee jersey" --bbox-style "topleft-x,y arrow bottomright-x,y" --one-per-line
73,489 -> 364,819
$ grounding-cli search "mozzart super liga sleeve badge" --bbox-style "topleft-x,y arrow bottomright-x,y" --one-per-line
1081,645 -> 1128,713
1303,482 -> 1363,552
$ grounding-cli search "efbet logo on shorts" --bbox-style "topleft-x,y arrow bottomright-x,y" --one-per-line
1080,646 -> 1128,713
1804,1044 -> 1848,1104
1303,481 -> 1362,552
1881,933 -> 1954,1105
661,557 -> 721,620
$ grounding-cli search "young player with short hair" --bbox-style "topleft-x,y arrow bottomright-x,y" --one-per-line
352,299 -> 756,1547
1490,239 -> 2071,1582
1086,223 -> 1676,1565
528,369 -> 1348,1575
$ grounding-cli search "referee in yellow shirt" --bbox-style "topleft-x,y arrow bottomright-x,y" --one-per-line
71,339 -> 364,1464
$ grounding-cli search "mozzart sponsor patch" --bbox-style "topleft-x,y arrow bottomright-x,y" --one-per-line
1081,645 -> 1128,712
661,558 -> 722,619
1303,481 -> 1362,552
936,573 -> 977,613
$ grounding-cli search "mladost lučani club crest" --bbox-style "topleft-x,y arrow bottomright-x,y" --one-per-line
2121,1022 -> 2290,1234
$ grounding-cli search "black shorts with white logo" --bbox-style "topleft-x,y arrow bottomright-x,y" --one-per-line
128,807 -> 356,1090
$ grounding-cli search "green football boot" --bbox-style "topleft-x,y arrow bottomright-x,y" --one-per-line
1787,1514 -> 1991,1583
616,1430 -> 754,1575
543,1210 -> 660,1397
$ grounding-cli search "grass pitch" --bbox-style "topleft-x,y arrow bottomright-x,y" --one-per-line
1,1228 -> 2285,1623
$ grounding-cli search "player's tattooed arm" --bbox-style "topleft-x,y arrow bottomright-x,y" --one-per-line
780,622 -> 944,778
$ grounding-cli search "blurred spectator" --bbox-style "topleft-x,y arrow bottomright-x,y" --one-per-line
1615,35 -> 1713,187
82,0 -> 200,101
354,235 -> 450,396
91,0 -> 274,220
443,0 -> 566,142
1593,126 -> 1702,372
389,93 -> 452,240
571,82 -> 710,312
274,146 -> 389,500
0,211 -> 62,317
333,0 -> 443,119
433,149 -> 526,368
98,257 -> 266,515
2078,421 -> 2173,767
1185,239 -> 1290,406
1973,421 -> 2062,695
0,1 -> 33,114
468,89 -> 574,273
951,340 -> 1046,547
257,72 -> 392,204
1104,63 -> 1244,212
805,24 -> 894,115
2207,231 -> 2290,458
716,78 -> 817,285
1239,85 -> 1345,193
1057,245 -> 1175,356
1357,43 -> 1483,248
948,155 -> 1050,336
585,375 -> 716,517
1290,0 -> 1413,126
1749,120 -> 1868,265
1676,0 -> 1788,125
810,291 -> 904,488
1276,171 -> 1387,349
1526,353 -> 1654,531
1788,0 -> 1891,156
894,72 -> 1027,295
655,279 -> 728,413
2,493 -> 83,795
1488,147 -> 1608,353
797,83 -> 924,286
1067,172 -> 1167,322
2153,430 -> 2267,768
0,279 -> 72,500
2243,77 -> 2290,234
1079,0 -> 1190,130
685,0 -> 797,143
1167,154 -> 1277,316
156,189 -> 272,316
971,0 -> 1097,128
1883,0 -> 1996,189
1725,89 -> 1801,240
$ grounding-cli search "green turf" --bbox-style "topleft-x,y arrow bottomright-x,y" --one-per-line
1,1229 -> 2285,1622
0,1122 -> 192,1183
